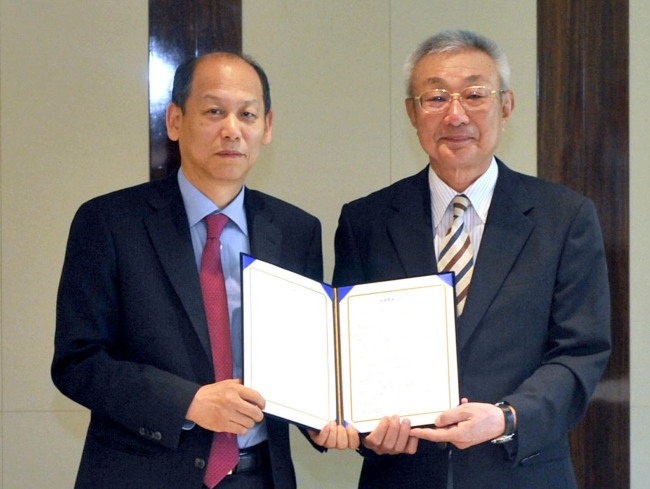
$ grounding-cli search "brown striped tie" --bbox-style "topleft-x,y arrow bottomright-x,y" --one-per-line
437,194 -> 474,315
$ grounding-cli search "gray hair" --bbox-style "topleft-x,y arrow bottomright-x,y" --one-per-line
403,30 -> 511,97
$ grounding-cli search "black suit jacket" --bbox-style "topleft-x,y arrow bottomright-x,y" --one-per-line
333,160 -> 611,489
52,172 -> 323,489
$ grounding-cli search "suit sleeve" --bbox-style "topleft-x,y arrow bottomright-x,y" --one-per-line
504,198 -> 611,463
52,201 -> 200,451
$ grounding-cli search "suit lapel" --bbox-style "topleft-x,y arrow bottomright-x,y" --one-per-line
245,189 -> 283,265
386,167 -> 437,277
144,176 -> 213,360
141,183 -> 285,366
456,162 -> 534,351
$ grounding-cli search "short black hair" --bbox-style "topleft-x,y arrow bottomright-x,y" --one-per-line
171,50 -> 271,115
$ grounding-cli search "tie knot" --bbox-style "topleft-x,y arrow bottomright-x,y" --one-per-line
451,194 -> 471,217
205,214 -> 229,239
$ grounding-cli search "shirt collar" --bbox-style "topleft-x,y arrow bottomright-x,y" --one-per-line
177,168 -> 249,236
429,156 -> 499,227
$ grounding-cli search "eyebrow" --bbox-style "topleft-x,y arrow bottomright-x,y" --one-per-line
201,94 -> 260,106
424,74 -> 488,86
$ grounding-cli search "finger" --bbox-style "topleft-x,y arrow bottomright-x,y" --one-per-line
325,422 -> 339,448
315,421 -> 337,449
211,379 -> 263,414
307,429 -> 320,443
250,407 -> 265,423
410,427 -> 449,443
221,418 -> 250,436
233,389 -> 265,417
233,398 -> 265,423
308,424 -> 330,446
380,415 -> 402,452
347,424 -> 361,450
230,409 -> 261,431
335,424 -> 349,450
364,416 -> 390,449
393,418 -> 412,452
226,392 -> 264,423
238,385 -> 266,410
435,409 -> 462,428
404,435 -> 419,454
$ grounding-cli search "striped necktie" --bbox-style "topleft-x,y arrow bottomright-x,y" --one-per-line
201,214 -> 239,487
437,194 -> 474,315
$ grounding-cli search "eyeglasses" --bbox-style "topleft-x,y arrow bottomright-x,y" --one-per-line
413,86 -> 505,113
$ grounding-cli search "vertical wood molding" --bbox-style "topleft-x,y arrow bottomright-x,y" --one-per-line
149,0 -> 242,180
537,1 -> 629,487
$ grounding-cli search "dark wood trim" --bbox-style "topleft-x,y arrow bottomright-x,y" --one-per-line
538,1 -> 629,487
148,0 -> 242,180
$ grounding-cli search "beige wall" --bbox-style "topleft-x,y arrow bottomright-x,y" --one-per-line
0,1 -> 644,488
0,1 -> 149,487
630,1 -> 650,487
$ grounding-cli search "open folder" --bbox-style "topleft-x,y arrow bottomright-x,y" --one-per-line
241,254 -> 459,433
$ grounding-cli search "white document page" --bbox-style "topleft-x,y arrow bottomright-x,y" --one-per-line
242,257 -> 337,430
337,274 -> 459,433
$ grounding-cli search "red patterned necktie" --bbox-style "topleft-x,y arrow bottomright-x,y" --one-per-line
437,194 -> 475,315
200,214 -> 238,488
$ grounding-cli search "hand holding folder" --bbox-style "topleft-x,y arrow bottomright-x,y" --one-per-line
307,421 -> 361,450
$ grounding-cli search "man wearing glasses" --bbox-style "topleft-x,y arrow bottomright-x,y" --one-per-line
333,30 -> 611,489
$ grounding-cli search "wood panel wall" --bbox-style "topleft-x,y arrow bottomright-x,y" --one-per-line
148,0 -> 241,180
537,1 -> 629,487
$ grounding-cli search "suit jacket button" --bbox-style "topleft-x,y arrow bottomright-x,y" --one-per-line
153,431 -> 162,441
139,427 -> 147,437
195,458 -> 206,469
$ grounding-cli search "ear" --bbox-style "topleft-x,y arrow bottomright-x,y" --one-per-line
262,109 -> 273,145
166,102 -> 182,142
405,97 -> 418,128
501,90 -> 515,124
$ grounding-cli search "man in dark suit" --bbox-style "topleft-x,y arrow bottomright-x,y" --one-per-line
333,30 -> 611,488
52,51 -> 337,489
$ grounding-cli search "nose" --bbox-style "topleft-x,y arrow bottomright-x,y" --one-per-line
221,113 -> 241,139
444,97 -> 470,126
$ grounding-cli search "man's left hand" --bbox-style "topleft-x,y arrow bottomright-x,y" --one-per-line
308,421 -> 360,450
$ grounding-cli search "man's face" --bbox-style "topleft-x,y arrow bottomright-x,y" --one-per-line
166,54 -> 272,194
405,49 -> 514,189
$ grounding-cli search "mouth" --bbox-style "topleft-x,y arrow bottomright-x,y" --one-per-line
216,150 -> 245,158
439,134 -> 474,145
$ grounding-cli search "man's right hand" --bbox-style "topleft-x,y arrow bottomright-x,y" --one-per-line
185,379 -> 265,435
363,415 -> 419,455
